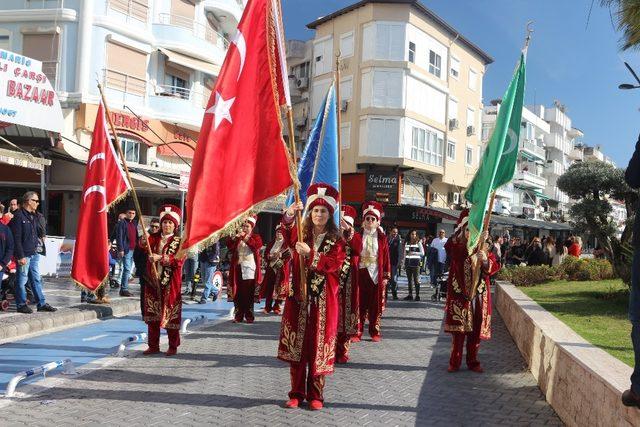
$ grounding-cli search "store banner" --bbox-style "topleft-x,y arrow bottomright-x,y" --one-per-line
0,49 -> 63,133
365,170 -> 399,204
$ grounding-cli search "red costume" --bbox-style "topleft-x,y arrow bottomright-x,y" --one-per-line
226,215 -> 262,323
444,210 -> 500,372
261,225 -> 291,314
143,205 -> 184,355
357,201 -> 390,341
277,183 -> 346,409
336,205 -> 361,363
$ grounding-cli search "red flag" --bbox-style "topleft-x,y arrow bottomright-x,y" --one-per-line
181,0 -> 293,254
71,102 -> 129,290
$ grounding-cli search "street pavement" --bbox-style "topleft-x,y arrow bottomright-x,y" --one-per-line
0,276 -> 561,426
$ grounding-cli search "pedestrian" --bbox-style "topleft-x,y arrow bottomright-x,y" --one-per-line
386,227 -> 402,301
261,224 -> 290,313
277,183 -> 346,410
142,204 -> 183,356
420,236 -> 428,274
404,230 -> 424,301
8,198 -> 18,213
491,235 -> 502,262
544,236 -> 557,266
226,214 -> 262,323
444,210 -> 500,373
0,220 -> 14,286
115,208 -> 137,297
336,205 -> 361,364
567,236 -> 582,258
553,238 -> 568,266
1,202 -> 12,225
525,237 -> 546,266
198,240 -> 221,304
506,237 -> 525,266
430,229 -> 448,288
182,252 -> 199,297
135,219 -> 159,313
355,201 -> 390,342
8,191 -> 56,313
622,137 -> 640,408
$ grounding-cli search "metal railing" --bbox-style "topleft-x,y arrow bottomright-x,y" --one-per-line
515,171 -> 547,188
521,139 -> 545,159
104,68 -> 146,96
155,13 -> 229,49
155,84 -> 190,100
40,61 -> 59,90
24,0 -> 64,8
108,0 -> 149,22
5,359 -> 76,397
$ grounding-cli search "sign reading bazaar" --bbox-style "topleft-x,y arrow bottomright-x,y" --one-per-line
0,49 -> 63,133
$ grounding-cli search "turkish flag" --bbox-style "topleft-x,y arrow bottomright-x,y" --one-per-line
181,0 -> 293,254
71,102 -> 129,290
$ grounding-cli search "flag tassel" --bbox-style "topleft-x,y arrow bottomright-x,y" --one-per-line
285,106 -> 308,303
97,83 -> 160,283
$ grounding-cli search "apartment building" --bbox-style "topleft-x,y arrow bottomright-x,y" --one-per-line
285,39 -> 312,155
0,0 -> 244,236
305,0 -> 492,233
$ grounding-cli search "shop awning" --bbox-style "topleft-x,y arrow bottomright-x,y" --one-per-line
0,147 -> 51,171
533,190 -> 551,201
158,48 -> 220,76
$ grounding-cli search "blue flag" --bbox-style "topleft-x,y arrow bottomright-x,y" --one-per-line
287,83 -> 340,223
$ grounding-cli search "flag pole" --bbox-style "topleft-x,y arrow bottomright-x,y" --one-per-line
335,51 -> 342,215
285,107 -> 308,303
97,83 -> 159,282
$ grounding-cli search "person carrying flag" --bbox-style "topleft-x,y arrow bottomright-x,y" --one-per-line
444,210 -> 500,372
336,205 -> 361,364
142,205 -> 184,356
277,183 -> 345,411
261,223 -> 291,314
227,215 -> 262,323
355,201 -> 390,342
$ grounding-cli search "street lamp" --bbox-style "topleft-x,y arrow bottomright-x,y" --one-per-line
619,62 -> 640,90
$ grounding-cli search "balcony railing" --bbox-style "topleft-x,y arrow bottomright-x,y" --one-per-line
568,147 -> 583,161
104,69 -> 146,96
521,139 -> 545,159
155,13 -> 229,49
108,0 -> 149,22
514,170 -> 547,189
41,61 -> 59,90
155,84 -> 190,100
25,0 -> 65,8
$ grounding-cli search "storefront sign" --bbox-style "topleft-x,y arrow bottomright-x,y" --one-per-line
365,170 -> 399,204
0,49 -> 63,133
179,170 -> 190,192
110,112 -> 149,132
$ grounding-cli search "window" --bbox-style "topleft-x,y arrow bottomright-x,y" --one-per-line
340,77 -> 353,101
468,68 -> 477,91
447,140 -> 456,161
465,146 -> 473,166
408,41 -> 416,63
313,37 -> 333,76
448,98 -> 458,120
406,76 -> 446,123
293,62 -> 309,79
105,41 -> 147,95
311,79 -> 331,117
372,70 -> 403,108
428,50 -> 441,78
340,123 -> 351,149
361,118 -> 400,157
340,32 -> 354,58
118,136 -> 142,164
109,0 -> 149,22
481,123 -> 492,142
0,33 -> 9,51
362,22 -> 404,61
411,127 -> 443,166
450,56 -> 460,79
167,75 -> 188,99
23,33 -> 60,86
466,107 -> 475,128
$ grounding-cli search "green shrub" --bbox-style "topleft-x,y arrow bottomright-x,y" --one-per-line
497,265 -> 557,287
558,257 -> 614,281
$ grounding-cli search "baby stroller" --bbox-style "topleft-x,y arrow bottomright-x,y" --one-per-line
0,259 -> 17,311
431,271 -> 448,302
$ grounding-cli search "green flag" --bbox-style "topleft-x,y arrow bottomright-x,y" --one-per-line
464,52 -> 526,253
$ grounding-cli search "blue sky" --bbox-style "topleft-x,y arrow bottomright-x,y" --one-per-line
281,0 -> 637,167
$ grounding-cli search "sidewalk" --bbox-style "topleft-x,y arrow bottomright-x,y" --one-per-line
0,280 -> 561,426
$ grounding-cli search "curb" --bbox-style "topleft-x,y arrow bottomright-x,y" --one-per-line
0,299 -> 141,344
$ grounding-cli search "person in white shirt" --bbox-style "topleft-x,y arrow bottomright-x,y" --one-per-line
404,230 -> 424,301
429,229 -> 448,288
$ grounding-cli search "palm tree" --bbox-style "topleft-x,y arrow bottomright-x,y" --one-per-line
601,0 -> 640,50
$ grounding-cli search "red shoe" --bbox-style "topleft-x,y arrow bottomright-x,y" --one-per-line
336,356 -> 348,364
245,318 -> 254,324
447,365 -> 459,373
371,335 -> 381,342
143,347 -> 160,356
166,347 -> 177,357
233,317 -> 243,323
351,335 -> 361,343
309,400 -> 323,410
469,364 -> 483,373
273,306 -> 281,315
263,308 -> 271,314
285,398 -> 299,408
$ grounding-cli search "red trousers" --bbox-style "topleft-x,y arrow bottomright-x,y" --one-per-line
358,269 -> 382,338
288,302 -> 325,402
336,333 -> 351,362
449,298 -> 483,370
147,321 -> 180,350
262,275 -> 282,313
234,274 -> 255,322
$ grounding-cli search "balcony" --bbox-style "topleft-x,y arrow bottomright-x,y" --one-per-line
203,0 -> 243,29
543,134 -> 563,151
521,139 -> 545,160
148,85 -> 206,128
153,13 -> 229,65
513,170 -> 547,190
568,147 -> 584,161
103,68 -> 146,107
106,0 -> 150,24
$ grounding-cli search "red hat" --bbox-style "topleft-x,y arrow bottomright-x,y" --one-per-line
362,201 -> 383,221
452,208 -> 470,238
159,204 -> 182,228
341,205 -> 357,227
306,183 -> 339,215
245,214 -> 257,226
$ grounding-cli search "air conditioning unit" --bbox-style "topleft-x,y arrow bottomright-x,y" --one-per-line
340,100 -> 348,112
430,192 -> 440,203
448,192 -> 461,204
448,118 -> 459,130
466,125 -> 476,136
296,77 -> 308,89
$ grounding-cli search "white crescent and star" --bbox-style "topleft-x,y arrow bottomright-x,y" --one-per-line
502,129 -> 519,156
83,185 -> 107,213
88,153 -> 105,168
232,31 -> 246,81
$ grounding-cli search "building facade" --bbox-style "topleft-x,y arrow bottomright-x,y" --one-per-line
304,0 -> 492,234
0,0 -> 244,236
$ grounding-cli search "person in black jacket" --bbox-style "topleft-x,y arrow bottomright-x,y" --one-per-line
525,237 -> 546,266
623,136 -> 640,409
8,192 -> 56,314
0,222 -> 13,282
387,227 -> 403,301
115,208 -> 138,297
198,241 -> 221,304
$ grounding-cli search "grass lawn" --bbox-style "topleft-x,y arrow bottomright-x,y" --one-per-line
519,279 -> 633,367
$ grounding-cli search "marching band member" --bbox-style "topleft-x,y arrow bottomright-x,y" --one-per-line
336,205 -> 362,364
142,205 -> 184,356
277,183 -> 346,411
444,209 -> 500,373
355,201 -> 390,342
261,224 -> 291,314
227,214 -> 262,323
